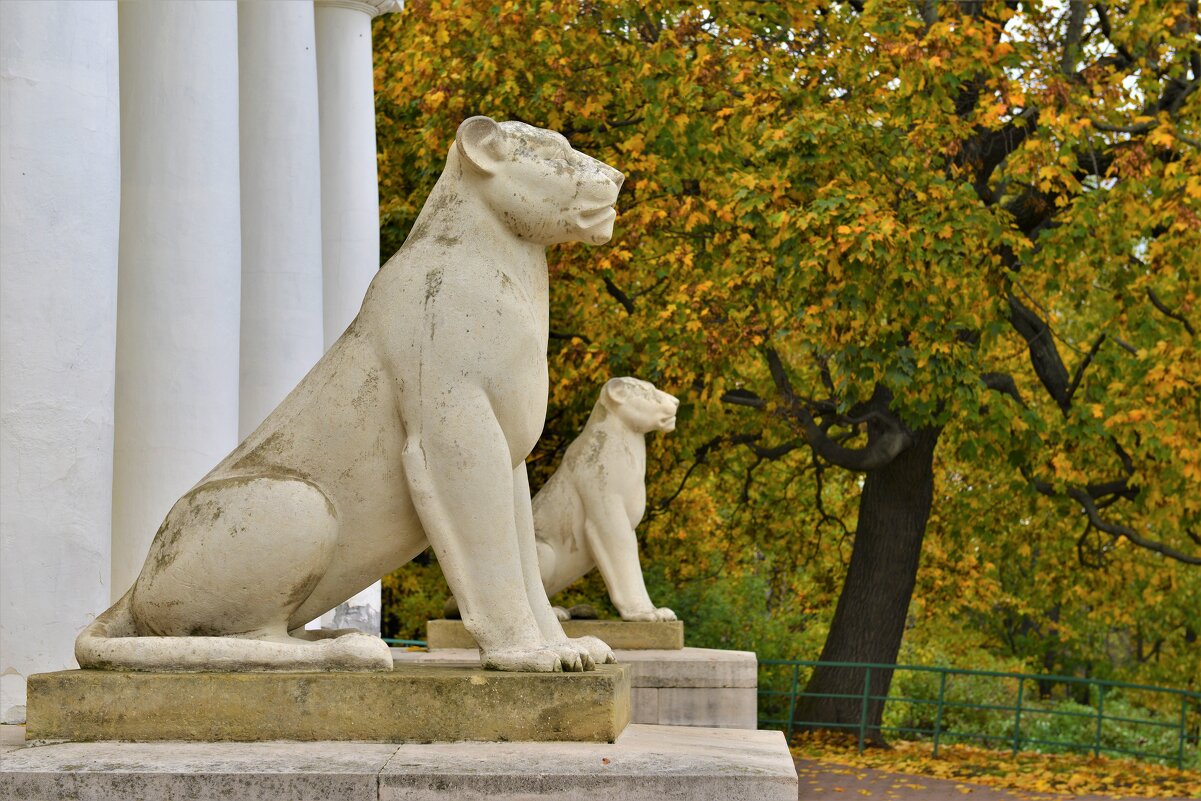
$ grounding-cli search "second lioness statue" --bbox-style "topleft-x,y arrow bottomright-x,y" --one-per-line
445,377 -> 680,624
75,117 -> 623,674
534,378 -> 680,623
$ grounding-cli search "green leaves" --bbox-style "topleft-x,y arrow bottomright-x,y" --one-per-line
374,0 -> 1200,689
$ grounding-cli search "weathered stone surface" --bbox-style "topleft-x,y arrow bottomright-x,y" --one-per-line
25,664 -> 629,743
395,646 -> 758,729
399,645 -> 755,687
0,725 -> 797,801
534,378 -> 680,623
74,117 -> 624,675
0,741 -> 394,801
0,724 -> 24,753
428,618 -> 684,650
630,688 -> 660,725
657,687 -> 758,729
380,724 -> 797,801
616,647 -> 757,688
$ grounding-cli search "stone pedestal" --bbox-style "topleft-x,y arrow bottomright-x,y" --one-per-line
0,724 -> 798,801
25,664 -> 628,744
427,618 -> 684,650
398,646 -> 758,730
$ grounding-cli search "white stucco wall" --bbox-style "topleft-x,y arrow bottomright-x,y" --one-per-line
0,0 -> 121,724
237,1 -> 326,439
110,1 -> 243,600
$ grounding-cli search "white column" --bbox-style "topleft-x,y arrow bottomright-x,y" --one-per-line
237,1 -> 325,438
315,0 -> 399,346
111,1 -> 243,601
0,0 -> 121,724
313,0 -> 399,635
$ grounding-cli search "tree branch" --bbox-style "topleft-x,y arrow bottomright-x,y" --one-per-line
1065,488 -> 1201,564
1061,0 -> 1087,76
982,371 -> 1028,407
1147,288 -> 1196,335
761,347 -> 912,471
601,275 -> 635,314
798,395 -> 912,472
1023,467 -> 1201,564
548,329 -> 592,344
1007,293 -> 1072,412
720,389 -> 767,409
1065,334 -> 1106,407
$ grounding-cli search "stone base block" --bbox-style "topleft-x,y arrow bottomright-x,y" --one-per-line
0,724 -> 798,801
395,646 -> 758,729
427,618 -> 684,650
632,687 -> 758,728
25,664 -> 629,743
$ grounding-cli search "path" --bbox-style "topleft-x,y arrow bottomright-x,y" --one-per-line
795,758 -> 1195,801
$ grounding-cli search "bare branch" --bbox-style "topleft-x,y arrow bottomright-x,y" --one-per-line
763,347 -> 911,471
764,347 -> 799,407
1094,2 -> 1135,67
1065,334 -> 1106,407
548,329 -> 592,344
918,0 -> 938,29
650,434 -> 733,515
1147,288 -> 1196,335
720,389 -> 767,409
1024,466 -> 1201,564
799,402 -> 912,472
1090,119 -> 1157,135
1066,488 -> 1201,564
1007,293 -> 1072,412
601,275 -> 635,314
982,371 -> 1028,407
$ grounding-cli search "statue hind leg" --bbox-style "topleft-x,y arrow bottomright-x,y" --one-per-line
80,474 -> 392,671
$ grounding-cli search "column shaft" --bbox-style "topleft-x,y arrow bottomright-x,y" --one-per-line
111,1 -> 243,600
0,0 -> 121,723
315,3 -> 383,346
237,1 -> 326,438
314,0 -> 398,635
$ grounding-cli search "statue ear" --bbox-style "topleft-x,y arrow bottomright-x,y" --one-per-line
456,116 -> 501,174
604,378 -> 631,406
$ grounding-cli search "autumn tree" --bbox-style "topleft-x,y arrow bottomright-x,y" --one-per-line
374,0 -> 1199,736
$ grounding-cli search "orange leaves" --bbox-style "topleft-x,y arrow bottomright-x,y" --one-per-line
374,1 -> 1201,690
791,738 -> 1201,800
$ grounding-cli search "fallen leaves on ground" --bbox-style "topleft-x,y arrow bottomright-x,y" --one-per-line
790,732 -> 1201,799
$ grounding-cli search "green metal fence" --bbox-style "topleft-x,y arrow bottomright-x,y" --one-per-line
759,659 -> 1200,769
383,638 -> 428,648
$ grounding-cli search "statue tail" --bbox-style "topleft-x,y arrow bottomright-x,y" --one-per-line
73,588 -> 144,670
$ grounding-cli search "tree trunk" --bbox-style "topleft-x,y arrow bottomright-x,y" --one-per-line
793,426 -> 941,743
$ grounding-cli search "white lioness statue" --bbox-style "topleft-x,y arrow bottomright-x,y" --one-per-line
537,378 -> 680,622
75,117 -> 623,673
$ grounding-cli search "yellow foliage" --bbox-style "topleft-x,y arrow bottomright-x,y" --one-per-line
792,736 -> 1201,799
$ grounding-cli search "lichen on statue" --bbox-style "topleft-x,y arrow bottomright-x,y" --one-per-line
75,116 -> 624,673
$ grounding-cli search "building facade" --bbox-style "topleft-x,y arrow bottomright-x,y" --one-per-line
0,0 -> 399,724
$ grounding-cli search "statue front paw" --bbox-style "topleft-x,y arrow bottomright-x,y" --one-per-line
621,607 -> 677,622
567,635 -> 616,666
481,644 -> 565,672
